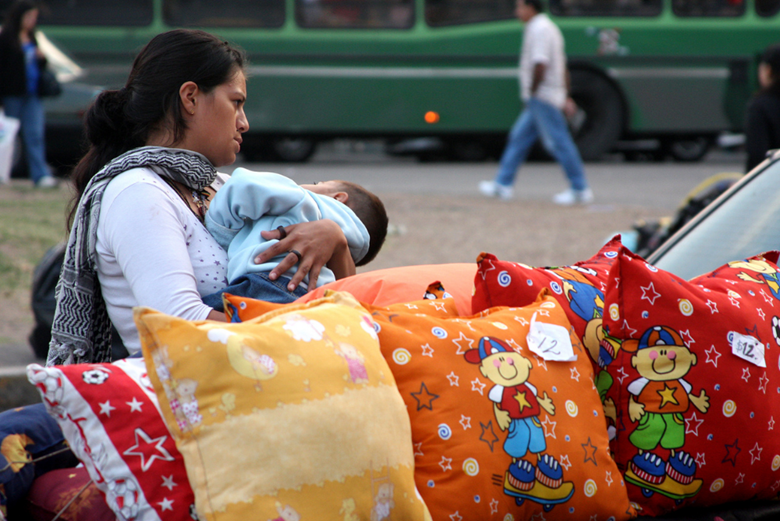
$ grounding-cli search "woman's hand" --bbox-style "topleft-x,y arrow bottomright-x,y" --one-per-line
257,220 -> 354,291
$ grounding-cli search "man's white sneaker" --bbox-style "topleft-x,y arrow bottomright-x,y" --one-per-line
552,187 -> 593,206
479,180 -> 514,201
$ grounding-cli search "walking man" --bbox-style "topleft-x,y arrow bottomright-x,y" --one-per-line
479,0 -> 593,205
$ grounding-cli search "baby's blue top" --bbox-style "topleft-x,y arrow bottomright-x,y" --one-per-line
205,168 -> 369,288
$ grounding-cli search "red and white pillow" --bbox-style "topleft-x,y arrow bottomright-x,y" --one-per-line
601,248 -> 780,516
27,358 -> 196,521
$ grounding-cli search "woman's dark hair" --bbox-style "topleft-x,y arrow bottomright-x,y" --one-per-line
0,0 -> 39,48
68,29 -> 246,226
760,43 -> 780,97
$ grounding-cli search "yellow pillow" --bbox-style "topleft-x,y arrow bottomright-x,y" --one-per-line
135,292 -> 431,521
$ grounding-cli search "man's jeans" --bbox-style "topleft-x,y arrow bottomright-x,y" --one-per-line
2,95 -> 50,183
495,97 -> 587,191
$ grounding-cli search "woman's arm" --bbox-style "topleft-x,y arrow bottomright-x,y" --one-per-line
101,179 -> 224,322
256,219 -> 354,291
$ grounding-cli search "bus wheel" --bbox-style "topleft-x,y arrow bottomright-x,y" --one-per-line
445,140 -> 489,162
569,69 -> 624,161
666,137 -> 712,162
270,138 -> 317,163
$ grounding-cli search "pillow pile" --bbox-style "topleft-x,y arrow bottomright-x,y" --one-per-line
233,290 -> 636,520
601,248 -> 780,516
135,292 -> 431,521
26,358 -> 197,521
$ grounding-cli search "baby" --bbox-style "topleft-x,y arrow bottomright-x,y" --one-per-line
203,168 -> 387,308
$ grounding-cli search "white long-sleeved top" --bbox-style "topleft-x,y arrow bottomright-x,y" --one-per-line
96,167 -> 229,353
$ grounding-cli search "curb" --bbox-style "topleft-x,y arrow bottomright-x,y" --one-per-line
0,366 -> 41,412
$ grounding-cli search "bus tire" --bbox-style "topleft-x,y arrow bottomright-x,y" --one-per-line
665,136 -> 712,162
569,69 -> 624,161
270,137 -> 317,163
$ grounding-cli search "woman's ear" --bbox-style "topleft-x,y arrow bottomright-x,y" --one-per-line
333,191 -> 349,204
179,81 -> 200,116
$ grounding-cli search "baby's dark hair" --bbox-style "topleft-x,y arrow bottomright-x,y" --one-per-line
335,181 -> 388,266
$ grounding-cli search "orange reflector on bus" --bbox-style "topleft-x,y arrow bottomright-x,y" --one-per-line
425,111 -> 440,124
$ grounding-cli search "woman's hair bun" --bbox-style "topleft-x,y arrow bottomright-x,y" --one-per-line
83,88 -> 133,146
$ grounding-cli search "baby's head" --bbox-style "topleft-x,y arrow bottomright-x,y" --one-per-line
301,180 -> 388,266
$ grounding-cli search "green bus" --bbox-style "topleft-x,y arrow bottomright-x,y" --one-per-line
16,0 -> 780,162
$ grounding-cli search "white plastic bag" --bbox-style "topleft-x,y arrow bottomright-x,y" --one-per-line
0,109 -> 21,184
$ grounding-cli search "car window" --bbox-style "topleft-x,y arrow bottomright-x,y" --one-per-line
651,160 -> 780,280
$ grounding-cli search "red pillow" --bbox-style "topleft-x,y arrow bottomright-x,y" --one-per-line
602,247 -> 780,516
23,467 -> 115,521
472,236 -> 624,412
294,263 -> 476,315
26,358 -> 196,521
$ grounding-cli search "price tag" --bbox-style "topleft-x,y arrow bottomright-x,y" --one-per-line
526,312 -> 576,362
729,331 -> 766,368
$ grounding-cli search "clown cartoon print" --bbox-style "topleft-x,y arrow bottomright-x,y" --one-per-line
464,336 -> 574,510
555,267 -> 621,431
729,258 -> 780,301
623,325 -> 710,501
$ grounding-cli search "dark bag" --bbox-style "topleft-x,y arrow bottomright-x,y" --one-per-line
37,68 -> 62,98
29,242 -> 128,360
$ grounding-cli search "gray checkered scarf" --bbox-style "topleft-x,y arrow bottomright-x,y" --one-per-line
46,146 -> 216,366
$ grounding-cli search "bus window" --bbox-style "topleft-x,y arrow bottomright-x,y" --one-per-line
549,0 -> 662,17
672,0 -> 745,17
31,0 -> 153,26
425,0 -> 515,27
163,0 -> 285,28
756,0 -> 780,16
296,0 -> 414,29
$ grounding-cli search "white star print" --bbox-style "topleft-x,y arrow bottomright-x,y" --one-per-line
452,332 -> 475,355
705,345 -> 721,367
158,498 -> 174,511
471,379 -> 486,395
640,282 -> 662,305
123,429 -> 175,472
480,258 -> 496,280
126,397 -> 143,413
161,475 -> 178,491
99,401 -> 116,417
446,372 -> 459,386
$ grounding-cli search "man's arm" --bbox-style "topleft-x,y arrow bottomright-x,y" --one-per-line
531,62 -> 546,95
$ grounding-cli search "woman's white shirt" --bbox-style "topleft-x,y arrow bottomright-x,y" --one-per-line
96,167 -> 229,353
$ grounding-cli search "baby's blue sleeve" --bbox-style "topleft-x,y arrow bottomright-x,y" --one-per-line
205,169 -> 307,249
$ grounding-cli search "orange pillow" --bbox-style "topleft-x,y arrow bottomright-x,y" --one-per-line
294,263 -> 476,315
229,291 -> 635,520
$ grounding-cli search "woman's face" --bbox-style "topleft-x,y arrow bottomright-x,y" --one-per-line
181,70 -> 249,167
21,8 -> 39,32
759,62 -> 774,89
